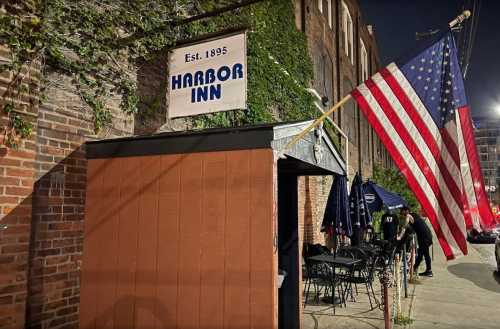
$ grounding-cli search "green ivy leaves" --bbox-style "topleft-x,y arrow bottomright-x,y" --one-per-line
1,0 -> 317,142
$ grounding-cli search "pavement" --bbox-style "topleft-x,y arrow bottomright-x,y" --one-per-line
408,242 -> 500,329
303,242 -> 500,329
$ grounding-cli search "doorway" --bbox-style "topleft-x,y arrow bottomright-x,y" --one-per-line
277,173 -> 300,329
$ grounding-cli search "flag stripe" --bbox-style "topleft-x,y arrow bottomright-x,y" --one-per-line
456,110 -> 481,230
373,73 -> 464,208
458,107 -> 497,229
364,77 -> 467,254
352,86 -> 460,259
385,64 -> 474,231
382,66 -> 462,189
386,64 -> 461,169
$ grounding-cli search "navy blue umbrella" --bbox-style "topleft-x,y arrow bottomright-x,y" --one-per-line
321,174 -> 352,237
363,180 -> 408,214
349,173 -> 372,245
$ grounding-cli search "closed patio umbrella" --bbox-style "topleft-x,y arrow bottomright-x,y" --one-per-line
349,173 -> 372,245
321,174 -> 352,238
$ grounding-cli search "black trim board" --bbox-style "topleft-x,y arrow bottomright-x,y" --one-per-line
86,128 -> 274,159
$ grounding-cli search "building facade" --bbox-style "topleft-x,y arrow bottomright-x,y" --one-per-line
295,0 -> 393,245
0,1 -> 392,328
474,117 -> 500,206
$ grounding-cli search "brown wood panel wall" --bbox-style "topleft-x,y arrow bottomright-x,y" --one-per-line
80,149 -> 277,329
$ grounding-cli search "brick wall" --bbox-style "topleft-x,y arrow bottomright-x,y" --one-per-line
0,44 -> 40,329
0,41 -> 133,328
295,0 -> 393,253
26,74 -> 133,329
298,176 -> 333,247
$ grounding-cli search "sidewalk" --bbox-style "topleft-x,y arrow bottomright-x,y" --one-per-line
409,243 -> 500,329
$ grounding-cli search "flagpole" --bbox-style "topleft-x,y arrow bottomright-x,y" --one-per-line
449,10 -> 471,28
278,94 -> 352,158
278,11 -> 470,160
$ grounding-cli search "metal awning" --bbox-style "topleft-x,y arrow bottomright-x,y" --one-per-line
86,120 -> 346,176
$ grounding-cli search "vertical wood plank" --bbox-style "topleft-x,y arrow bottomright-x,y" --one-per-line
177,153 -> 203,329
95,158 -> 122,328
156,154 -> 182,328
224,150 -> 251,328
80,159 -> 106,329
199,152 -> 226,328
113,157 -> 142,328
249,149 -> 276,329
135,156 -> 160,328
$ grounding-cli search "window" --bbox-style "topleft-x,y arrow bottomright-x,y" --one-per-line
318,0 -> 323,13
481,154 -> 488,162
360,39 -> 368,81
342,1 -> 354,64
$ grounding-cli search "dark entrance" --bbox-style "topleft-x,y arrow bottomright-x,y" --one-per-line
278,173 -> 300,329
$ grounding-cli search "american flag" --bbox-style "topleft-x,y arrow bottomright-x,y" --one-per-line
351,32 -> 495,260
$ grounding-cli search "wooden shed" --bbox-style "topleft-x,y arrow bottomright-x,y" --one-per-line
80,120 -> 345,329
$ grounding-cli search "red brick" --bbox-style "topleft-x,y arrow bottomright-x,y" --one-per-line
5,149 -> 36,160
0,296 -> 13,305
5,186 -> 33,196
44,113 -> 68,124
36,249 -> 60,257
21,178 -> 35,187
0,177 -> 20,186
45,256 -> 69,266
0,255 -> 15,264
32,266 -> 57,277
0,158 -> 21,167
42,129 -> 67,140
0,283 -> 25,295
2,225 -> 30,235
5,168 -> 33,178
1,244 -> 29,254
40,145 -> 66,156
48,223 -> 73,231
56,306 -> 77,317
0,196 -> 19,204
57,263 -> 77,273
52,239 -> 74,248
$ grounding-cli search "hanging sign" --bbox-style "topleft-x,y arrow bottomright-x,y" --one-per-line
168,31 -> 247,118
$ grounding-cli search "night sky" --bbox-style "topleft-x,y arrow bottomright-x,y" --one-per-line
358,0 -> 500,119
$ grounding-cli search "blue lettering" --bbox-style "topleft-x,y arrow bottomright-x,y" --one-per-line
232,63 -> 243,79
171,74 -> 182,90
194,71 -> 204,86
205,69 -> 216,84
191,88 -> 196,103
217,66 -> 231,82
182,73 -> 193,88
209,84 -> 221,100
196,86 -> 209,102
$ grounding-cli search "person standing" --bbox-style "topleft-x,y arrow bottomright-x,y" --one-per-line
398,206 -> 433,277
381,210 -> 398,241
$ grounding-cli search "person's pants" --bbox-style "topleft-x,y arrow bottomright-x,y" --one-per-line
414,244 -> 432,272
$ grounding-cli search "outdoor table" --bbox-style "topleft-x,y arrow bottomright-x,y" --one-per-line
307,254 -> 362,313
307,254 -> 360,268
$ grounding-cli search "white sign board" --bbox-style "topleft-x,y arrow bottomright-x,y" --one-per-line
168,32 -> 247,118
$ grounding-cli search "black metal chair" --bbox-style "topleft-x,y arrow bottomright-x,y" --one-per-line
337,246 -> 379,310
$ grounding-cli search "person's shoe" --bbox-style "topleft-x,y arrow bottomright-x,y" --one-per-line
419,270 -> 433,277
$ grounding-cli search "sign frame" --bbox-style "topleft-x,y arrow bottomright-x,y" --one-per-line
167,28 -> 248,119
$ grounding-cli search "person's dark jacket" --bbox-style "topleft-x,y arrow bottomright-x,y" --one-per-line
409,213 -> 433,247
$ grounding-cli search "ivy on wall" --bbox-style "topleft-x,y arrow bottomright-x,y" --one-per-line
190,0 -> 317,128
0,0 -> 317,145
